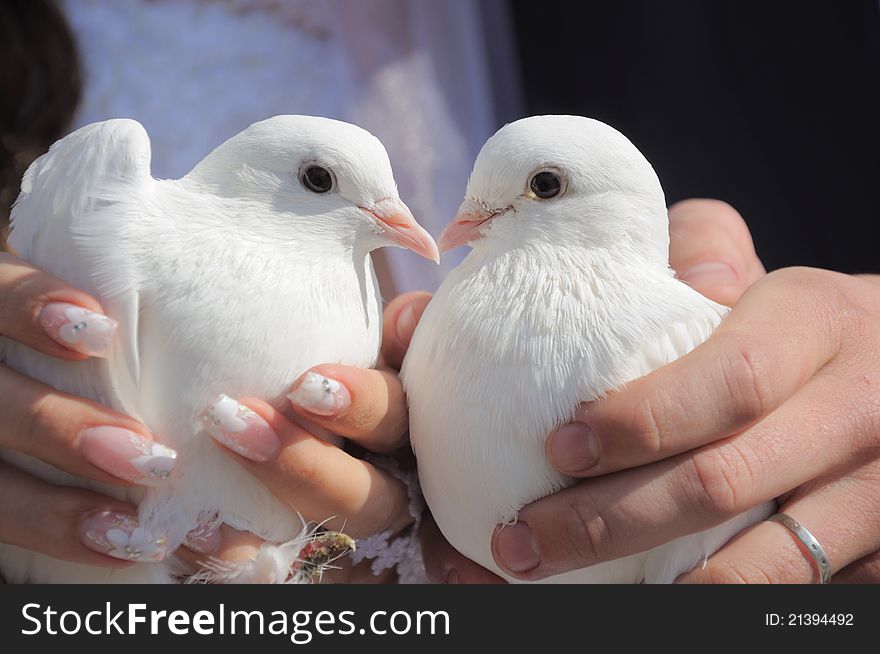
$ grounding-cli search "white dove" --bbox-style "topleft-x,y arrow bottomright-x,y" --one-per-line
402,115 -> 773,583
0,115 -> 438,583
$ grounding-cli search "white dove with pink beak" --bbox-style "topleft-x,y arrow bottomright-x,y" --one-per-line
403,115 -> 772,583
1,115 -> 437,583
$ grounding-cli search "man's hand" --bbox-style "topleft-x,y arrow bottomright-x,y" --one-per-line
491,200 -> 880,584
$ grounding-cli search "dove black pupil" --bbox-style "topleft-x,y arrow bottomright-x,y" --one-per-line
530,171 -> 561,199
302,166 -> 333,193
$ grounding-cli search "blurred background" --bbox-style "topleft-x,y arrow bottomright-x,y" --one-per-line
2,0 -> 878,294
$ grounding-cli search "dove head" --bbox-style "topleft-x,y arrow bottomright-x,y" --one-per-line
185,115 -> 438,262
440,115 -> 669,265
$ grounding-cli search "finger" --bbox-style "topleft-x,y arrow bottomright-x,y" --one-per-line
668,199 -> 765,306
201,395 -> 411,537
546,268 -> 850,478
0,364 -> 177,486
420,513 -> 506,584
678,459 -> 880,583
495,370 -> 872,580
286,364 -> 408,453
381,291 -> 432,370
177,524 -> 263,568
832,551 -> 880,583
0,462 -> 144,568
0,252 -> 117,360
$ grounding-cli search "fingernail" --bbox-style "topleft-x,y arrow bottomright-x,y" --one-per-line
549,423 -> 600,474
287,372 -> 350,417
79,426 -> 177,486
676,261 -> 739,289
445,569 -> 460,584
79,511 -> 167,562
494,522 -> 541,574
396,302 -> 417,347
184,518 -> 222,554
200,394 -> 280,462
39,302 -> 117,357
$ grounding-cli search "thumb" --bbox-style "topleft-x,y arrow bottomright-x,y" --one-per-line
668,199 -> 765,306
380,291 -> 433,370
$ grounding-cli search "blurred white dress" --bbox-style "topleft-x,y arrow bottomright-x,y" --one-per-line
63,0 -> 503,292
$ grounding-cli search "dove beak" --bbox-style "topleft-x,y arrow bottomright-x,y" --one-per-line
362,198 -> 440,264
438,199 -> 503,253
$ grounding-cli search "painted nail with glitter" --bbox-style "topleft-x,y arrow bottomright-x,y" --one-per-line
79,511 -> 167,562
287,371 -> 351,417
200,394 -> 281,462
79,426 -> 177,486
39,302 -> 118,357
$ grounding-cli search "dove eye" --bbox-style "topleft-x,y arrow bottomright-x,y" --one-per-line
528,170 -> 563,200
300,165 -> 335,194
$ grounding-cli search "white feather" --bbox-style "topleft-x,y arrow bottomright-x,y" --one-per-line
1,115 -> 410,583
402,115 -> 773,584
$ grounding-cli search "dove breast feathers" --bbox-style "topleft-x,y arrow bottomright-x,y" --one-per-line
0,118 -> 382,582
403,223 -> 771,584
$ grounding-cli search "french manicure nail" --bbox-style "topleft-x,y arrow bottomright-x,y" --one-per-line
676,261 -> 739,289
79,426 -> 177,486
550,423 -> 600,474
494,522 -> 541,574
79,511 -> 167,562
39,302 -> 118,357
287,372 -> 350,417
200,394 -> 280,462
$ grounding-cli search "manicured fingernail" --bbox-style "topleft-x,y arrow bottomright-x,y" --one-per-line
287,372 -> 350,417
79,511 -> 167,562
494,522 -> 541,574
677,261 -> 739,289
200,394 -> 280,462
39,302 -> 117,357
184,518 -> 222,554
79,426 -> 177,486
396,302 -> 417,347
445,569 -> 460,584
549,423 -> 600,474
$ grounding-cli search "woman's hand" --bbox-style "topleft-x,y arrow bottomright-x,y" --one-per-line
0,248 -> 428,579
184,292 -> 435,582
490,200 -> 880,584
0,252 -> 178,568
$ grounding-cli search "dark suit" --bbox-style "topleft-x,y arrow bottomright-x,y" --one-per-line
510,0 -> 880,273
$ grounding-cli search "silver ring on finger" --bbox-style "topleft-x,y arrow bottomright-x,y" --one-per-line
767,513 -> 832,584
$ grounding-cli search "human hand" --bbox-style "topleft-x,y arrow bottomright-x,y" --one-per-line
0,252 -> 178,569
183,292 -> 435,582
491,200 -> 880,584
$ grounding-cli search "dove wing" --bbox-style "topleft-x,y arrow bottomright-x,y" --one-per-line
625,278 -> 729,380
6,119 -> 155,417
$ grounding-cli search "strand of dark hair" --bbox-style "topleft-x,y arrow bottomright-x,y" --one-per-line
0,0 -> 80,248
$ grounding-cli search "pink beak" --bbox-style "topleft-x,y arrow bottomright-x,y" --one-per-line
361,198 -> 440,264
438,199 -> 503,253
